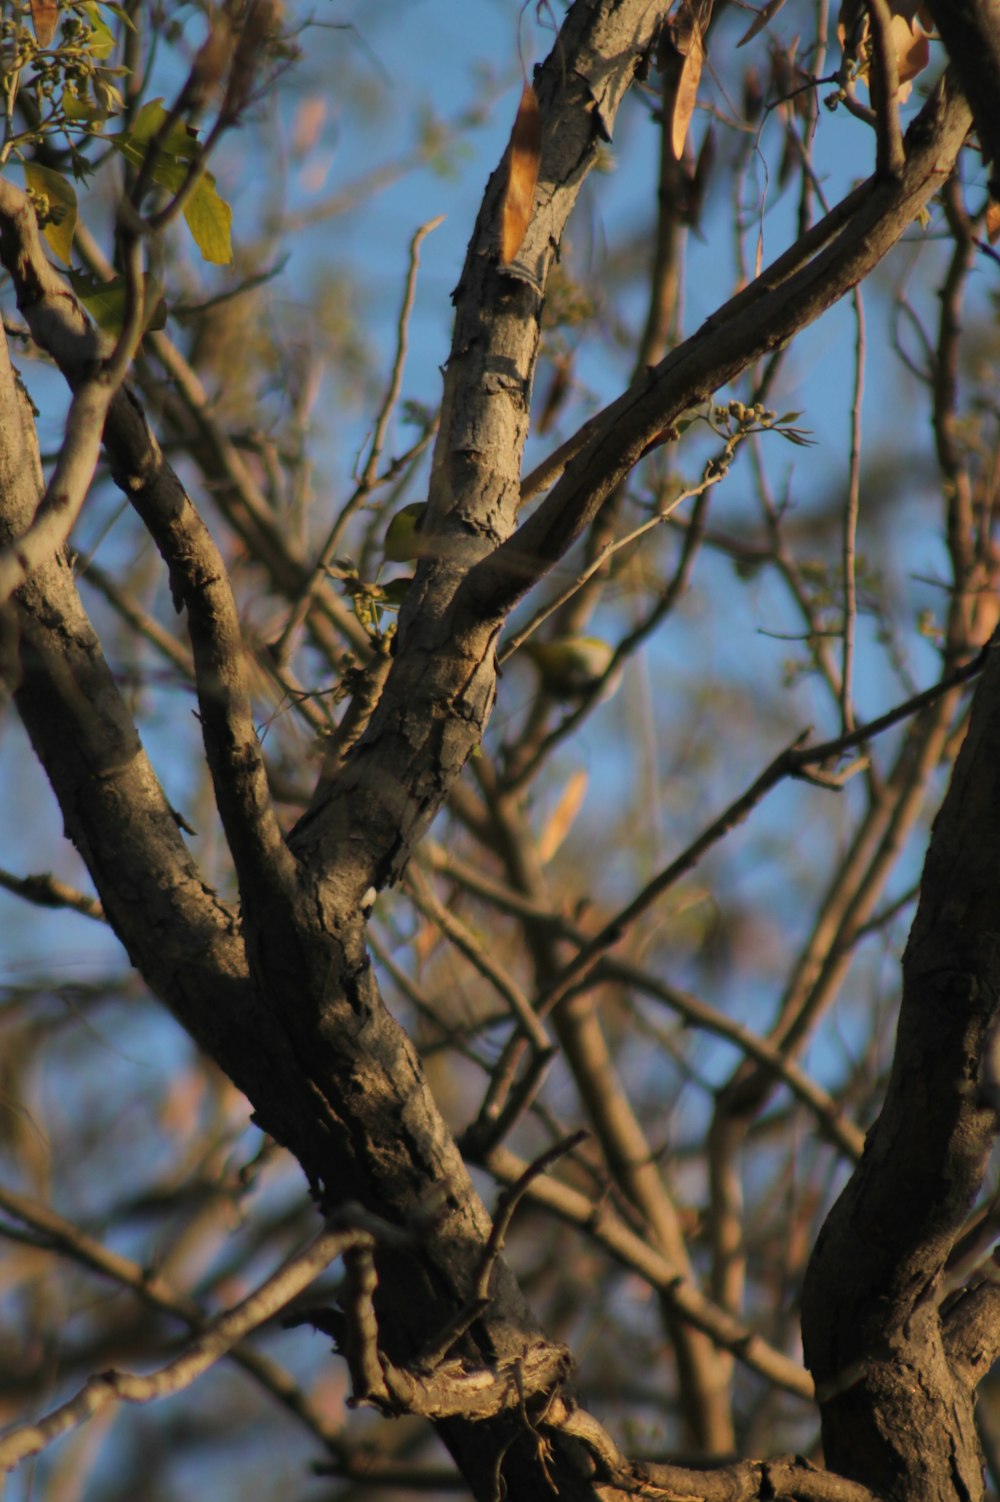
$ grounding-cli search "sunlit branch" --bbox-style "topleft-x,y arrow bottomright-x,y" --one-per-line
0,1183 -> 352,1459
0,1218 -> 361,1472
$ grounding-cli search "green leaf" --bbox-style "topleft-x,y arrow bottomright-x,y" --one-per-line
94,0 -> 137,28
111,100 -> 233,265
82,2 -> 116,59
124,98 -> 199,160
182,178 -> 233,266
24,162 -> 77,264
62,87 -> 109,125
68,269 -> 167,338
92,72 -> 124,117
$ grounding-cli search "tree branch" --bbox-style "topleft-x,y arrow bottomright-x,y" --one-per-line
802,641 -> 1000,1495
922,0 -> 1000,195
460,72 -> 970,625
0,1217 -> 357,1472
0,176 -> 298,926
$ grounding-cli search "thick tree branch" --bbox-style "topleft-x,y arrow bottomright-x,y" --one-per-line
922,0 -> 1000,195
0,176 -> 296,928
461,72 -> 971,626
289,0 -> 675,896
1,4 -> 990,1499
802,641 -> 1000,1497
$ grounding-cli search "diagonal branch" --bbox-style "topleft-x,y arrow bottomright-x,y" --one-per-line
0,1217 -> 358,1473
0,1182 -> 351,1458
458,72 -> 971,627
0,176 -> 297,920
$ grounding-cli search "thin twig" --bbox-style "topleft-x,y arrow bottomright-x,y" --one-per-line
0,1184 -> 352,1458
483,1144 -> 814,1400
405,865 -> 551,1054
532,647 -> 988,1021
0,1219 -> 364,1472
275,215 -> 445,659
499,463 -> 720,666
841,286 -> 866,733
476,1130 -> 589,1301
0,868 -> 104,921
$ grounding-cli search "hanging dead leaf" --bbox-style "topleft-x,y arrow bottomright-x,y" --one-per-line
769,38 -> 809,121
743,66 -> 764,122
686,124 -> 716,229
889,9 -> 930,99
845,0 -> 931,102
536,352 -> 573,435
778,117 -> 798,189
30,0 -> 59,46
538,769 -> 588,864
738,0 -> 787,48
670,16 -> 704,159
500,83 -> 541,265
837,0 -> 866,57
413,916 -> 443,967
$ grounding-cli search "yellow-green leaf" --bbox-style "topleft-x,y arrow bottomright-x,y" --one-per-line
68,269 -> 167,338
112,100 -> 233,264
82,2 -> 115,58
62,86 -> 109,124
24,162 -> 77,264
182,177 -> 233,266
125,98 -> 199,160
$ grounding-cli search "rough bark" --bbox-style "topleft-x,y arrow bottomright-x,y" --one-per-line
922,0 -> 1000,195
0,1 -> 995,1497
802,646 -> 1000,1500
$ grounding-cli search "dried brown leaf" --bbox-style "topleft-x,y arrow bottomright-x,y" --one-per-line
890,10 -> 930,99
778,117 -> 798,188
30,0 -> 59,46
743,66 -> 764,121
671,18 -> 704,159
687,124 -> 717,229
837,0 -> 866,57
986,200 -> 1000,244
536,353 -> 573,436
738,0 -> 787,48
413,918 -> 443,967
538,769 -> 588,864
849,1 -> 931,102
500,83 -> 541,265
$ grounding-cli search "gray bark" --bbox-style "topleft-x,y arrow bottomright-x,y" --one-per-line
2,1 -> 998,1497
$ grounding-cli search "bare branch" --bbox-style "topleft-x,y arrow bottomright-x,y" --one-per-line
484,1145 -> 814,1400
0,1218 -> 356,1472
461,74 -> 970,624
